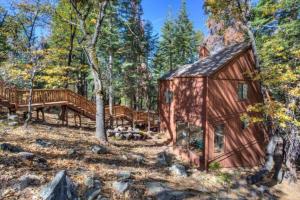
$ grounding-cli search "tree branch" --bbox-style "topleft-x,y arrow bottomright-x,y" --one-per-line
91,1 -> 108,47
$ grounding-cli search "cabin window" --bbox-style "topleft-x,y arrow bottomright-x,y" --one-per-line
164,90 -> 173,104
214,124 -> 225,152
238,83 -> 248,100
241,118 -> 249,130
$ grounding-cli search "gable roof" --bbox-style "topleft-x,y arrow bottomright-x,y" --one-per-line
160,42 -> 251,80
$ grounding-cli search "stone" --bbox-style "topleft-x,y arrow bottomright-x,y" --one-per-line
124,133 -> 133,140
0,143 -> 23,153
67,149 -> 77,157
91,145 -> 108,154
7,114 -> 18,121
36,139 -> 52,147
84,174 -> 102,200
8,121 -> 18,126
16,174 -> 41,190
258,185 -> 269,193
145,182 -> 171,196
132,134 -> 142,140
40,170 -> 78,200
117,171 -> 131,180
169,164 -> 188,177
156,151 -> 170,166
18,152 -> 35,160
112,181 -> 130,193
156,190 -> 191,200
87,189 -> 101,200
132,154 -> 145,164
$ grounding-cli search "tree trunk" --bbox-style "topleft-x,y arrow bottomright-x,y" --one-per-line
108,51 -> 113,128
24,75 -> 35,128
86,48 -> 107,142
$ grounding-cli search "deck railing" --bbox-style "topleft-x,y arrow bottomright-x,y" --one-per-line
0,81 -> 158,126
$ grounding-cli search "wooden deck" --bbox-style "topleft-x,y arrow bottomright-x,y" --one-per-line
0,81 -> 158,128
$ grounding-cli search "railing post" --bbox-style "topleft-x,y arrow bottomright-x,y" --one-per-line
14,88 -> 18,108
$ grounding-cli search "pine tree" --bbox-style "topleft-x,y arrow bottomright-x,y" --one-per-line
173,0 -> 198,66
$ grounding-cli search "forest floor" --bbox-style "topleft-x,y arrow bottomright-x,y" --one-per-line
0,112 -> 299,200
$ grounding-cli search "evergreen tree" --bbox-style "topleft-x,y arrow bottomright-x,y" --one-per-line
174,0 -> 199,66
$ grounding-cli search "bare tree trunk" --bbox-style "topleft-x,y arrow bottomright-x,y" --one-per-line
108,51 -> 113,128
24,74 -> 35,128
86,48 -> 107,142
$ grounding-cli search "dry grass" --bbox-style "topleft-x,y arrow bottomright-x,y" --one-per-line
0,112 -> 299,200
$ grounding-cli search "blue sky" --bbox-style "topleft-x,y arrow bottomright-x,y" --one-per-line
142,0 -> 209,37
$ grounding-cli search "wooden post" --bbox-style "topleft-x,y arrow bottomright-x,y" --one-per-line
36,109 -> 39,120
41,108 -> 45,122
74,113 -> 77,127
79,115 -> 81,127
65,107 -> 68,126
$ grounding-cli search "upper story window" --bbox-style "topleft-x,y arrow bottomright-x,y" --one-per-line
214,124 -> 225,153
238,83 -> 248,100
241,118 -> 249,130
164,90 -> 173,104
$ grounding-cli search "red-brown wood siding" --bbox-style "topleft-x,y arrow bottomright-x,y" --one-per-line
206,49 -> 267,167
158,48 -> 268,169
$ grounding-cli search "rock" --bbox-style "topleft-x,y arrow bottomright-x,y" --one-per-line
18,152 -> 35,160
117,171 -> 131,180
0,143 -> 23,153
67,149 -> 77,157
84,174 -> 102,200
258,185 -> 269,193
8,121 -> 18,126
91,145 -> 108,154
169,164 -> 187,177
7,114 -> 18,121
156,151 -> 170,166
156,190 -> 192,200
36,139 -> 52,148
87,189 -> 101,200
145,182 -> 171,196
132,154 -> 145,164
40,170 -> 78,200
16,174 -> 41,190
132,134 -> 142,140
124,133 -> 133,140
112,180 -> 130,193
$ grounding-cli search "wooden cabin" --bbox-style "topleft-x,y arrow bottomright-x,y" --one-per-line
159,42 -> 268,169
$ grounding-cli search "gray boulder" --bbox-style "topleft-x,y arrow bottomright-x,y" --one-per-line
169,164 -> 188,177
0,143 -> 23,153
156,151 -> 170,166
36,139 -> 52,148
15,174 -> 41,190
7,114 -> 18,121
40,170 -> 78,200
112,180 -> 130,193
8,121 -> 18,126
18,152 -> 35,160
84,175 -> 102,200
91,145 -> 108,154
117,171 -> 131,181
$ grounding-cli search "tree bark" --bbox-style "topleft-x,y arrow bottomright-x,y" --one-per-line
86,48 -> 107,142
108,51 -> 113,128
24,72 -> 35,128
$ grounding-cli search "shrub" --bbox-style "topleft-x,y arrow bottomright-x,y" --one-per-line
209,162 -> 221,171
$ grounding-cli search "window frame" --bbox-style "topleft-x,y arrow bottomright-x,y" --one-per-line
164,90 -> 173,104
237,83 -> 248,100
214,124 -> 225,153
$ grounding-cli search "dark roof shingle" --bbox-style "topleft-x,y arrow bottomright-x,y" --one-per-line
161,42 -> 251,80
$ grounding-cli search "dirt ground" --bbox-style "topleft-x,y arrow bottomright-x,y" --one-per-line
0,112 -> 299,200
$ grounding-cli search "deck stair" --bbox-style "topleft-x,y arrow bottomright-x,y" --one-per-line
0,81 -> 157,128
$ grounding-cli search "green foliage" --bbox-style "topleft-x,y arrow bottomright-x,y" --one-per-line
208,161 -> 221,171
153,1 -> 203,77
